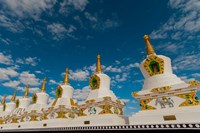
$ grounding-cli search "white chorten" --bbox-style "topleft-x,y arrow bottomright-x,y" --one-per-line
51,68 -> 77,108
129,35 -> 200,125
28,77 -> 49,111
74,55 -> 128,126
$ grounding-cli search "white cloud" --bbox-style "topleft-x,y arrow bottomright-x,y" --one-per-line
3,0 -> 56,19
0,68 -> 18,80
105,65 -> 122,73
173,53 -> 200,71
157,42 -> 184,53
192,73 -> 200,78
60,0 -> 89,14
150,0 -> 200,40
73,86 -> 90,101
16,86 -> 40,94
115,73 -> 129,82
3,80 -> 20,88
29,87 -> 40,94
0,52 -> 13,65
47,23 -> 77,40
16,57 -> 39,66
35,70 -> 43,74
19,71 -> 40,86
68,69 -> 90,81
49,79 -> 58,85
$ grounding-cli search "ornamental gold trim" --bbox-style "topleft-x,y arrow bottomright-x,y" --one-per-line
56,86 -> 63,98
32,93 -> 37,104
132,92 -> 139,97
151,86 -> 171,93
89,74 -> 100,90
144,55 -> 164,76
139,99 -> 156,110
187,80 -> 200,87
176,92 -> 200,107
98,104 -> 113,115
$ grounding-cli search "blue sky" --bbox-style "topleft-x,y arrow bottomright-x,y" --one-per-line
0,0 -> 200,116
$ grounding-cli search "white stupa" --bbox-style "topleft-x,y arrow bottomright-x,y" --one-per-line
73,55 -> 128,126
47,68 -> 79,120
129,35 -> 200,125
4,90 -> 17,114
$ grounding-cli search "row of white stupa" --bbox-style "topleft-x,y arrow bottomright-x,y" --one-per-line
0,35 -> 200,130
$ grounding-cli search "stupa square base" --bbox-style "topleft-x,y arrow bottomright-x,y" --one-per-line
129,106 -> 200,125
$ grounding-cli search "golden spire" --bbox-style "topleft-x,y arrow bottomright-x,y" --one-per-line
41,77 -> 46,92
11,90 -> 16,102
24,84 -> 30,98
63,68 -> 69,84
144,35 -> 155,55
96,54 -> 102,73
1,95 -> 6,105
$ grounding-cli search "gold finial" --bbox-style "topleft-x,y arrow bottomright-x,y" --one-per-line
96,54 -> 102,73
64,68 -> 69,84
24,84 -> 30,98
1,95 -> 6,105
41,77 -> 46,92
144,35 -> 155,55
11,90 -> 16,102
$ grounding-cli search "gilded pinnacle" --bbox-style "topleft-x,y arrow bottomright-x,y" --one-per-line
144,35 -> 155,55
11,90 -> 16,102
64,68 -> 69,84
24,84 -> 30,97
1,95 -> 6,105
41,77 -> 46,92
96,54 -> 102,73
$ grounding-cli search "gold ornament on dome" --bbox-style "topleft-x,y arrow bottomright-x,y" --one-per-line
132,92 -> 139,97
98,104 -> 113,115
139,99 -> 156,110
144,54 -> 164,76
151,86 -> 171,93
176,92 -> 200,107
32,93 -> 38,104
16,99 -> 20,108
89,74 -> 100,90
56,86 -> 63,98
187,80 -> 200,87
78,108 -> 87,117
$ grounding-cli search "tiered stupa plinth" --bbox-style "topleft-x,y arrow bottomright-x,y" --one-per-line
73,55 -> 128,126
129,35 -> 200,125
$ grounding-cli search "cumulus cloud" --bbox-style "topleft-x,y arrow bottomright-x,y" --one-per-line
0,68 -> 18,80
0,52 -> 13,65
59,0 -> 89,14
3,80 -> 20,88
16,57 -> 40,66
73,86 -> 90,101
2,0 -> 56,19
68,69 -> 90,81
173,53 -> 200,71
49,79 -> 59,85
19,71 -> 40,86
47,23 -> 77,40
150,0 -> 200,40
